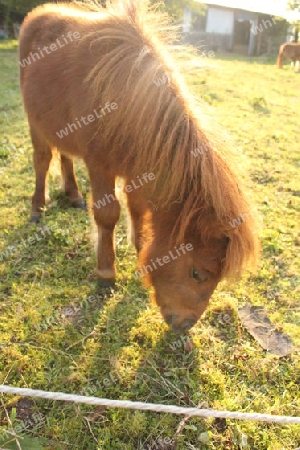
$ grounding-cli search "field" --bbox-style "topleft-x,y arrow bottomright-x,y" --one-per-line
0,39 -> 299,450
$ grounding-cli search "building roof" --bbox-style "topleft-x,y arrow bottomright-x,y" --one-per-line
195,0 -> 296,18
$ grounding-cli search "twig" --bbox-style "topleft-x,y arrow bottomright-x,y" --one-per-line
146,359 -> 187,400
170,402 -> 203,450
82,415 -> 101,447
0,397 -> 22,450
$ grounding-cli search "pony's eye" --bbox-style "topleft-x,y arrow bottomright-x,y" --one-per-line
191,268 -> 210,283
192,269 -> 199,280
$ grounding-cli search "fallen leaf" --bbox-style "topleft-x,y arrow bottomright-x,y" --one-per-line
238,303 -> 293,357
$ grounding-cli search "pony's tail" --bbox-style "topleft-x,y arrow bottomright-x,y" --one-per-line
277,46 -> 284,68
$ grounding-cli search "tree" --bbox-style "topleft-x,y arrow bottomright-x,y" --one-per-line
288,0 -> 300,10
1,0 -> 205,18
0,0 -> 45,33
288,0 -> 300,41
151,0 -> 206,22
0,0 -> 43,14
0,0 -> 206,33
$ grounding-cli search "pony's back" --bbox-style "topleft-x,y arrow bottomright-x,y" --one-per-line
19,3 -> 106,85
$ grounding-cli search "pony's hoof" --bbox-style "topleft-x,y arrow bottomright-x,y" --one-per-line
71,199 -> 86,210
30,215 -> 40,223
98,278 -> 115,288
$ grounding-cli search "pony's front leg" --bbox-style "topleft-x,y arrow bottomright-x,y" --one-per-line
125,187 -> 148,253
86,161 -> 120,287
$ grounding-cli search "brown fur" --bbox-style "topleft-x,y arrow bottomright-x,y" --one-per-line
277,42 -> 300,69
19,0 -> 259,332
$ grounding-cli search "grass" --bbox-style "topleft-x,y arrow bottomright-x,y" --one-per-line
0,40 -> 299,450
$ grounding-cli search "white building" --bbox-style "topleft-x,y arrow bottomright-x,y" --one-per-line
184,1 -> 289,55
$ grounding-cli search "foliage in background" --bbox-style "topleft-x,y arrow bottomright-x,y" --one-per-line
0,0 -> 43,15
0,0 -> 207,31
288,0 -> 300,28
151,0 -> 206,22
288,0 -> 300,10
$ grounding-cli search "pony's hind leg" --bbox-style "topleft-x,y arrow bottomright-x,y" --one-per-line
30,126 -> 52,222
86,159 -> 120,287
60,154 -> 85,208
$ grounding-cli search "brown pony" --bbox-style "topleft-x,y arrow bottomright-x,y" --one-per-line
277,42 -> 300,69
19,0 -> 259,333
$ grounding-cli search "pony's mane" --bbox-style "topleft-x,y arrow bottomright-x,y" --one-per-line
81,0 -> 259,278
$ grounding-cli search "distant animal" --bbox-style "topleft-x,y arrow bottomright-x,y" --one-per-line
277,42 -> 300,70
19,1 -> 259,333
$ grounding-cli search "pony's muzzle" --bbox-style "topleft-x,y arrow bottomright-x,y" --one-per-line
166,315 -> 197,333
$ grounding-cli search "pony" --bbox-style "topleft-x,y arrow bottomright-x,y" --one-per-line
277,42 -> 300,70
19,0 -> 259,333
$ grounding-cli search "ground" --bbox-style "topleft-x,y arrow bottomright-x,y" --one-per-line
0,40 -> 299,450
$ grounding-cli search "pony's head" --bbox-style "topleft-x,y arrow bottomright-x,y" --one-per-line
139,173 -> 259,333
140,234 -> 227,333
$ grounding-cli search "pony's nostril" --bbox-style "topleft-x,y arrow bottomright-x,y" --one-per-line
165,314 -> 178,327
165,315 -> 195,332
171,318 -> 196,333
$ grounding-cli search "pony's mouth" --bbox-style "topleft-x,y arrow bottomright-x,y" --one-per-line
165,315 -> 197,333
159,303 -> 198,332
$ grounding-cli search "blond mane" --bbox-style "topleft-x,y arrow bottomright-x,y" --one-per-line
75,1 -> 260,278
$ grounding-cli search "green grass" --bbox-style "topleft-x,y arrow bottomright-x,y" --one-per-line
0,40 -> 299,450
